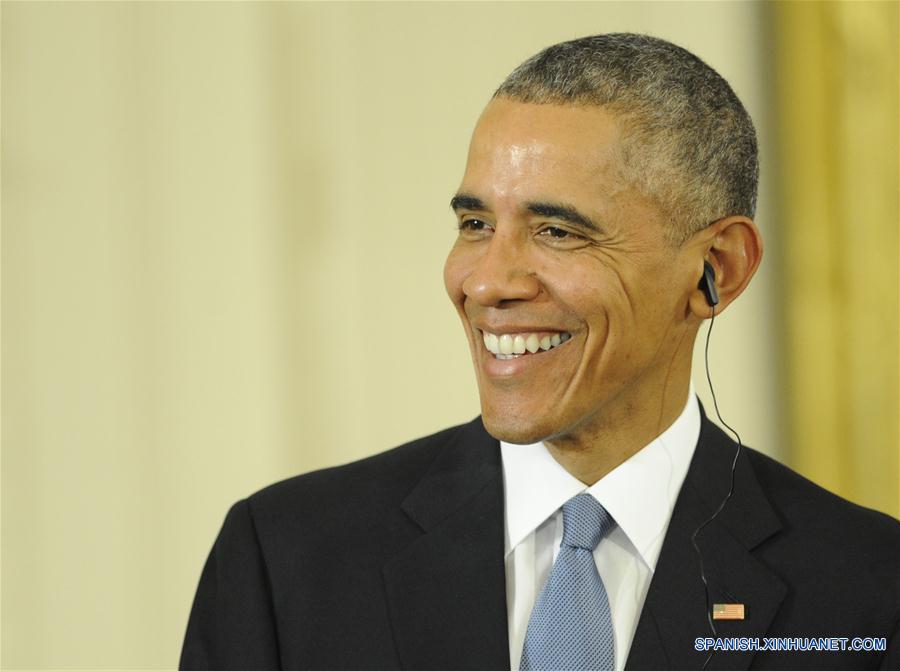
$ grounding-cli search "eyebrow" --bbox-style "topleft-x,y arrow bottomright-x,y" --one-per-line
450,192 -> 604,234
450,193 -> 486,212
525,201 -> 603,234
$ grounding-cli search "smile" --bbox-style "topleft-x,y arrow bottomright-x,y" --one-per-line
480,329 -> 572,359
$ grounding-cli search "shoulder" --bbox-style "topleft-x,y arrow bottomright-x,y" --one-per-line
693,416 -> 898,590
696,415 -> 898,554
241,419 -> 475,526
742,447 -> 900,642
745,445 -> 899,552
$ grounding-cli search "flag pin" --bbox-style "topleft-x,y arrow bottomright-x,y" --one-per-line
712,603 -> 745,620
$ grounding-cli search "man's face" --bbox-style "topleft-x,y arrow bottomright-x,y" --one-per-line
444,98 -> 701,446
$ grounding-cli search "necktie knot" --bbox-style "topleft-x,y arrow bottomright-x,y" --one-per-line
561,493 -> 615,551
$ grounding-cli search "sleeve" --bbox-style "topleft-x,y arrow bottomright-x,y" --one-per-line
179,499 -> 282,670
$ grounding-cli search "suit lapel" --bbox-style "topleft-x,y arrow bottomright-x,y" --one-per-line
627,412 -> 787,671
382,417 -> 510,671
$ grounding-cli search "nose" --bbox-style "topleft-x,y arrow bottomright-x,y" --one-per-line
461,231 -> 541,306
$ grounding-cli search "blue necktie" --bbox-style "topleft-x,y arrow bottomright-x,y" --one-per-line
519,493 -> 616,671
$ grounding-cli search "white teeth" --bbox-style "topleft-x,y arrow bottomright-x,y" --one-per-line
479,329 -> 572,357
512,335 -> 526,354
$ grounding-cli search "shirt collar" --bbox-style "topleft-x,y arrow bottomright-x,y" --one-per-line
501,385 -> 700,572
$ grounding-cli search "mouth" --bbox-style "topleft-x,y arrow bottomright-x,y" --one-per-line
478,329 -> 572,360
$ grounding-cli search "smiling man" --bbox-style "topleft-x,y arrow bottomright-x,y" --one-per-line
181,34 -> 898,671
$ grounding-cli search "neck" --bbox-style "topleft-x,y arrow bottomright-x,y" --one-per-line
543,368 -> 693,485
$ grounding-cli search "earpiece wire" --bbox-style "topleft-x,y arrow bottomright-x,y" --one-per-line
691,304 -> 744,671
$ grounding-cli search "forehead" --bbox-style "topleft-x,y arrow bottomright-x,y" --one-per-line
460,98 -> 630,212
460,99 -> 668,234
471,98 -> 621,148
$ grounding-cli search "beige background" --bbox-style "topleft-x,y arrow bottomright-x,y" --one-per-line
1,1 -> 850,668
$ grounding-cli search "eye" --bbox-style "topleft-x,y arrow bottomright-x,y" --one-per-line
537,225 -> 586,242
456,218 -> 493,240
541,226 -> 571,239
458,218 -> 488,232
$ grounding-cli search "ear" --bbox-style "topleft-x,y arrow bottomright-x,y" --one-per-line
687,215 -> 763,319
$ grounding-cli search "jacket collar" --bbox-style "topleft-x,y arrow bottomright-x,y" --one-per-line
382,416 -> 510,670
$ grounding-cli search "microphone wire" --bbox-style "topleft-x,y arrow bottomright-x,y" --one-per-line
690,304 -> 744,671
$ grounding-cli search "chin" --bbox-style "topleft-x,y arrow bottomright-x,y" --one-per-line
480,406 -> 558,445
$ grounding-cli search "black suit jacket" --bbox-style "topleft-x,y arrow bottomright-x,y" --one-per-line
181,410 -> 899,670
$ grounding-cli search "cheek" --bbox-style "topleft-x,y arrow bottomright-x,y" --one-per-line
558,260 -> 632,324
558,263 -> 642,366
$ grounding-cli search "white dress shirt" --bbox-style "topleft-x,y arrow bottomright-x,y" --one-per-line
501,388 -> 701,671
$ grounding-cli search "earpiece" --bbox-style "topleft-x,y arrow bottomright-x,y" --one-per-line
699,261 -> 719,308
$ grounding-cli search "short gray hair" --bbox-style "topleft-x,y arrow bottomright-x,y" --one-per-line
494,33 -> 758,243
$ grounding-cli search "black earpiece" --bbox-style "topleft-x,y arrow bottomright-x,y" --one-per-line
699,261 -> 719,307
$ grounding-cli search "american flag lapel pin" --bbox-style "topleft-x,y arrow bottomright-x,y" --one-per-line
712,603 -> 745,620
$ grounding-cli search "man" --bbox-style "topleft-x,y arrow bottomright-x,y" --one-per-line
181,34 -> 898,670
